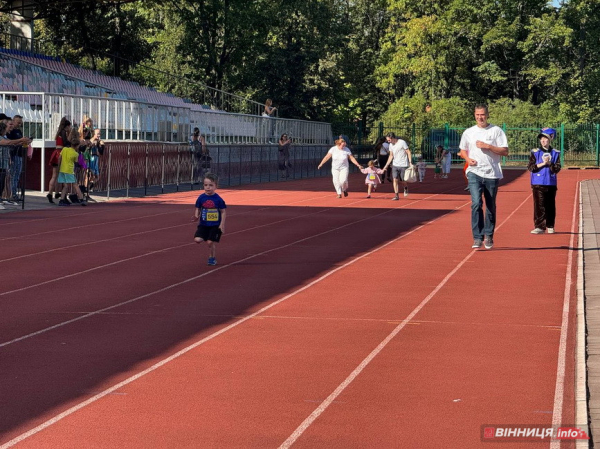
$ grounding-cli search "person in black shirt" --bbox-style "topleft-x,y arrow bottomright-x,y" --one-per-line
7,115 -> 31,201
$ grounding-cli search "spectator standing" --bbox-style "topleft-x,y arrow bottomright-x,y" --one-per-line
87,128 -> 105,192
7,115 -> 28,201
263,99 -> 277,142
382,132 -> 413,200
416,157 -> 427,182
263,99 -> 277,117
458,104 -> 509,249
47,117 -> 71,203
0,122 -> 10,208
191,128 -> 210,183
528,128 -> 561,234
79,116 -> 93,143
278,133 -> 292,179
440,145 -> 452,178
317,137 -> 362,198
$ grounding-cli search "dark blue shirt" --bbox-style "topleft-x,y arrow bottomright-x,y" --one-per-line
195,193 -> 227,227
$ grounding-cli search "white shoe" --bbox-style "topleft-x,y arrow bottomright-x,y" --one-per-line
530,228 -> 544,234
547,228 -> 555,234
0,204 -> 5,210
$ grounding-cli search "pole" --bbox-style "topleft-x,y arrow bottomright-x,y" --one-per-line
560,123 -> 565,166
596,123 -> 600,167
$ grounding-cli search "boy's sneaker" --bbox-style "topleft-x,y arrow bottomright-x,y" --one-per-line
207,257 -> 217,266
392,195 -> 399,201
403,187 -> 408,197
530,228 -> 544,234
472,239 -> 483,249
547,228 -> 555,234
484,236 -> 494,249
58,199 -> 71,206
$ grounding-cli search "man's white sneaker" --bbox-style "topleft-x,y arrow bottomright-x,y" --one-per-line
547,228 -> 555,234
530,228 -> 544,234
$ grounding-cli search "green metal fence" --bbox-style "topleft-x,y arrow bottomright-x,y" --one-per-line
340,122 -> 600,167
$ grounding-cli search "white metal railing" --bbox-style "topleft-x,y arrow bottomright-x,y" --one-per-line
0,91 -> 332,146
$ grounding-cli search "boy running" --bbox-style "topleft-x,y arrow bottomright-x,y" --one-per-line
192,173 -> 227,266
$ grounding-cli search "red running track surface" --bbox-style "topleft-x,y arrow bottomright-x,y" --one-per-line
0,168 -> 596,448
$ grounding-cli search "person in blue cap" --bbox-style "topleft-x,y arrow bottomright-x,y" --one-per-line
527,127 -> 561,234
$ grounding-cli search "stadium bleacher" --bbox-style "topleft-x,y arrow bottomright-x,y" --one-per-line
0,49 -> 213,110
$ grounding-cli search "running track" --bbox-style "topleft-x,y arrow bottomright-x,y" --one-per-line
0,169 -> 594,448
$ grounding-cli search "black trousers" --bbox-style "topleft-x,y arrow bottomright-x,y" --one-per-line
377,155 -> 391,180
532,184 -> 557,229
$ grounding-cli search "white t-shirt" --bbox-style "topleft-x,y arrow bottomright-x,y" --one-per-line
328,146 -> 352,171
459,124 -> 508,179
379,142 -> 390,156
389,139 -> 410,167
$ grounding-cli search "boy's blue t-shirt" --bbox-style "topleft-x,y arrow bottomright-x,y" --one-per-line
195,193 -> 227,227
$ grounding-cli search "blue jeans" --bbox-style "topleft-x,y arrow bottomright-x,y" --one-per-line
10,155 -> 23,198
467,172 -> 499,240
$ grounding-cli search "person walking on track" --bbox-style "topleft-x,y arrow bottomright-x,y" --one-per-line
458,104 -> 509,249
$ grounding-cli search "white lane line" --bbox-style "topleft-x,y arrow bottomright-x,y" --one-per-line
0,190 -> 442,346
550,178 -> 581,449
0,192 -> 337,261
278,194 -> 532,449
0,203 -> 307,264
0,209 -> 189,242
0,206 -> 336,298
0,198 -> 469,449
0,210 -> 103,227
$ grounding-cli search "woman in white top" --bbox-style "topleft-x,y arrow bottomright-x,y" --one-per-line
318,138 -> 362,198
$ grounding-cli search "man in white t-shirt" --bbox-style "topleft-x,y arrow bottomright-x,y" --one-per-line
383,132 -> 413,200
458,104 -> 509,250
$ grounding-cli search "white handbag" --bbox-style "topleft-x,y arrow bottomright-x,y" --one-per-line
403,165 -> 418,183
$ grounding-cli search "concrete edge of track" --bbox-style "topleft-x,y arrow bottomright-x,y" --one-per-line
576,182 -> 588,449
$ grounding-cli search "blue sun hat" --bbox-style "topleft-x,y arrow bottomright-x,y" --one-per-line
538,127 -> 556,140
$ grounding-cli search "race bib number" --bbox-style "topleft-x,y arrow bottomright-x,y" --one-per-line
369,174 -> 376,180
204,208 -> 219,222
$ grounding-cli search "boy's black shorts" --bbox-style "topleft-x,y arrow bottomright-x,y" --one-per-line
195,225 -> 222,242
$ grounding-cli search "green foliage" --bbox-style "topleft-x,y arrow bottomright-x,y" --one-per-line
8,0 -> 600,127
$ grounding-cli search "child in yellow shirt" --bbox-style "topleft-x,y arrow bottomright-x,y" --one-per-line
57,129 -> 86,206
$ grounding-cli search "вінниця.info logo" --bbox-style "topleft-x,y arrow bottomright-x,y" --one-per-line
481,425 -> 589,442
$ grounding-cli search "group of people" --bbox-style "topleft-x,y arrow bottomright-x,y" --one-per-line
319,132 -> 413,200
318,104 -> 561,250
0,113 -> 32,209
47,116 -> 105,206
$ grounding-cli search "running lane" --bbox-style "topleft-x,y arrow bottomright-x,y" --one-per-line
0,170 -> 587,448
